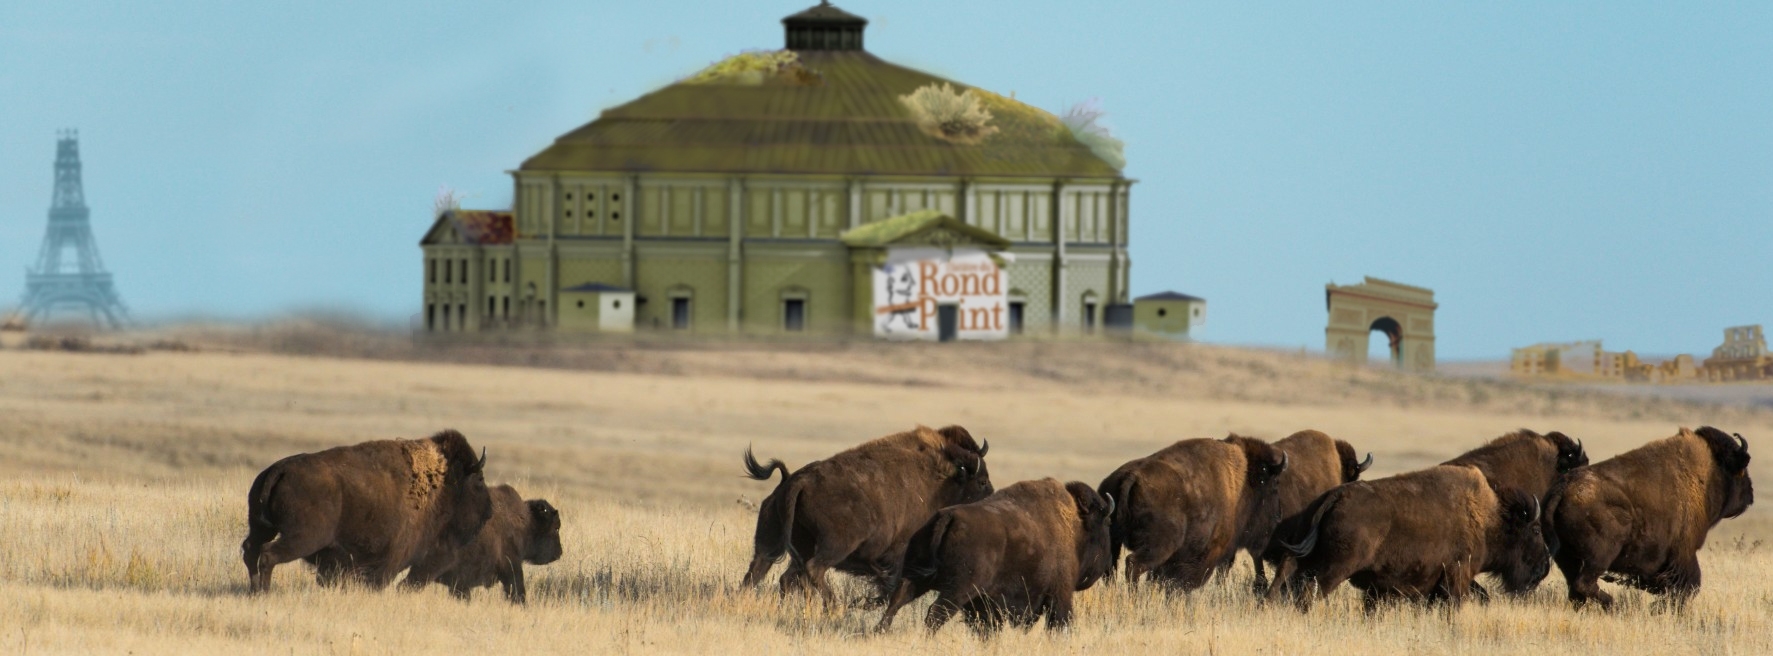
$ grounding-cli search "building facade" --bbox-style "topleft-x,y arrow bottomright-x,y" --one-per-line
419,3 -> 1132,337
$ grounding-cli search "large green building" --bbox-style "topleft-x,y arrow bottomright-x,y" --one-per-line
421,2 -> 1133,338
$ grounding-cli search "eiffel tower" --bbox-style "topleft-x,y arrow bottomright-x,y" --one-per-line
18,131 -> 131,329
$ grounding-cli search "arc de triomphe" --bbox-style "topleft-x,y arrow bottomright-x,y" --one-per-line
1325,277 -> 1437,372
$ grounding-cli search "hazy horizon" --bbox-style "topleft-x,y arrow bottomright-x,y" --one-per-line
3,1 -> 1768,358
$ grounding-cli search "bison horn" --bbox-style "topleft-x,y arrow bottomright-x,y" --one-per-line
1736,433 -> 1749,452
1104,493 -> 1116,517
1576,438 -> 1584,453
1530,495 -> 1542,523
475,447 -> 487,473
979,439 -> 989,457
1358,453 -> 1374,472
1278,452 -> 1289,472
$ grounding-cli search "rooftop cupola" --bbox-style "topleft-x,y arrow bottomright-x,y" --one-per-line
783,1 -> 867,51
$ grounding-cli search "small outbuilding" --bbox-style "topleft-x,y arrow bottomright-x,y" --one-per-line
557,282 -> 635,333
1133,291 -> 1206,339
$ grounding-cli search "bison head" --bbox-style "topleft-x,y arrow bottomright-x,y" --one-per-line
1546,431 -> 1588,473
1066,481 -> 1116,592
936,425 -> 994,504
525,499 -> 564,565
1489,486 -> 1552,594
1335,439 -> 1374,483
1226,434 -> 1288,489
1697,427 -> 1754,520
433,431 -> 495,548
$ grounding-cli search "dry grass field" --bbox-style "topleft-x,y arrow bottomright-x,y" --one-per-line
2,329 -> 1770,654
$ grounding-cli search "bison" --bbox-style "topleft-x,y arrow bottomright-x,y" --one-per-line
1445,428 -> 1587,501
242,429 -> 493,592
1443,428 -> 1587,596
1235,430 -> 1372,593
740,424 -> 993,603
1269,464 -> 1550,611
401,484 -> 563,604
1099,434 -> 1289,591
875,479 -> 1115,635
1546,426 -> 1753,610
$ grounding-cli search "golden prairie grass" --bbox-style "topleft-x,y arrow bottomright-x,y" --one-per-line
0,341 -> 1769,654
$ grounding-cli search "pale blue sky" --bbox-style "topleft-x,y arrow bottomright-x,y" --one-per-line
2,2 -> 1768,358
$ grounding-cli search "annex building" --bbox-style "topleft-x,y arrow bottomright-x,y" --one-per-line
420,2 -> 1133,339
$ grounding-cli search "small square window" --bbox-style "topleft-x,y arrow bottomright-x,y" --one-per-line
613,194 -> 621,202
612,212 -> 621,220
577,300 -> 585,308
565,193 -> 573,200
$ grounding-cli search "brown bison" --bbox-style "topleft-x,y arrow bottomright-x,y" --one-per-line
1236,430 -> 1372,592
242,429 -> 493,592
1099,434 -> 1289,591
1270,464 -> 1550,611
1445,428 -> 1588,501
875,479 -> 1115,635
741,425 -> 993,602
1546,426 -> 1753,610
401,484 -> 563,604
1443,428 -> 1586,596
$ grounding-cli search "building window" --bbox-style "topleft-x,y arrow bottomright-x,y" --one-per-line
612,212 -> 620,221
1157,308 -> 1168,317
488,296 -> 497,317
441,304 -> 450,331
503,258 -> 511,283
460,259 -> 468,284
576,300 -> 585,308
490,260 -> 498,283
427,258 -> 436,285
458,304 -> 466,330
784,299 -> 806,332
672,298 -> 691,329
426,303 -> 436,331
444,259 -> 452,284
1008,302 -> 1025,334
502,296 -> 510,318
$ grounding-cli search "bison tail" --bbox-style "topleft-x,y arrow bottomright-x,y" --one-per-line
743,445 -> 791,484
1104,474 -> 1137,578
1281,488 -> 1342,558
246,465 -> 286,530
1541,485 -> 1567,557
902,513 -> 951,581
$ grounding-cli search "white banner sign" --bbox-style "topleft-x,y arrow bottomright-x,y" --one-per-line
872,247 -> 1008,340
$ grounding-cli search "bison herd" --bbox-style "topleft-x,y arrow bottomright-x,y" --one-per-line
237,423 -> 1754,633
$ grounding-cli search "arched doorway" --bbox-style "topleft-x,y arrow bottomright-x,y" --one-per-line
1368,316 -> 1402,366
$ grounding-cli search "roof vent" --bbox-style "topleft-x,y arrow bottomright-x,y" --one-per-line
783,1 -> 866,51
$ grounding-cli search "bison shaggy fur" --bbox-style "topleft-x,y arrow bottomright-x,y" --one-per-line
1547,426 -> 1753,610
1099,434 -> 1289,591
741,425 -> 993,602
402,484 -> 563,604
242,429 -> 493,592
1239,430 -> 1371,593
876,479 -> 1115,635
1270,464 -> 1550,612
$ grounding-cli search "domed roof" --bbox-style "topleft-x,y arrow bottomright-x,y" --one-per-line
521,46 -> 1123,179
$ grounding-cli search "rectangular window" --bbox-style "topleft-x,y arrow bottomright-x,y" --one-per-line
444,259 -> 453,284
1008,302 -> 1025,335
426,303 -> 435,331
490,260 -> 498,283
488,296 -> 496,318
672,298 -> 691,330
458,304 -> 467,330
502,296 -> 510,318
428,259 -> 436,285
460,259 -> 468,284
503,258 -> 511,283
1084,303 -> 1097,332
441,304 -> 450,331
784,299 -> 806,332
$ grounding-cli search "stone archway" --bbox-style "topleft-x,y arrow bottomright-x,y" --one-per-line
1325,277 -> 1437,372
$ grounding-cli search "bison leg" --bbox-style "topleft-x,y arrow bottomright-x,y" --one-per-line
1251,555 -> 1269,595
1557,547 -> 1617,611
246,524 -> 333,593
310,549 -> 354,588
1044,591 -> 1074,631
241,523 -> 280,594
449,582 -> 474,601
875,578 -> 928,633
924,588 -> 975,634
501,565 -> 527,605
741,550 -> 781,590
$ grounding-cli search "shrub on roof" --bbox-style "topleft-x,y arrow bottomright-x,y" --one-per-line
971,89 -> 1070,146
683,49 -> 823,86
1061,98 -> 1126,169
899,82 -> 999,145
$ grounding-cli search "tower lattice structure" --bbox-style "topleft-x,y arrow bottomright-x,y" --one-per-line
19,131 -> 131,329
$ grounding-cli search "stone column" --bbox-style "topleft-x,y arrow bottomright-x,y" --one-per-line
728,177 -> 744,332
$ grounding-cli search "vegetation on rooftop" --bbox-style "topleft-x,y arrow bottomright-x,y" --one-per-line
1060,98 -> 1127,170
682,49 -> 823,86
898,82 -> 999,145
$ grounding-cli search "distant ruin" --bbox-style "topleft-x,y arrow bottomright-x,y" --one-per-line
1510,324 -> 1773,383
